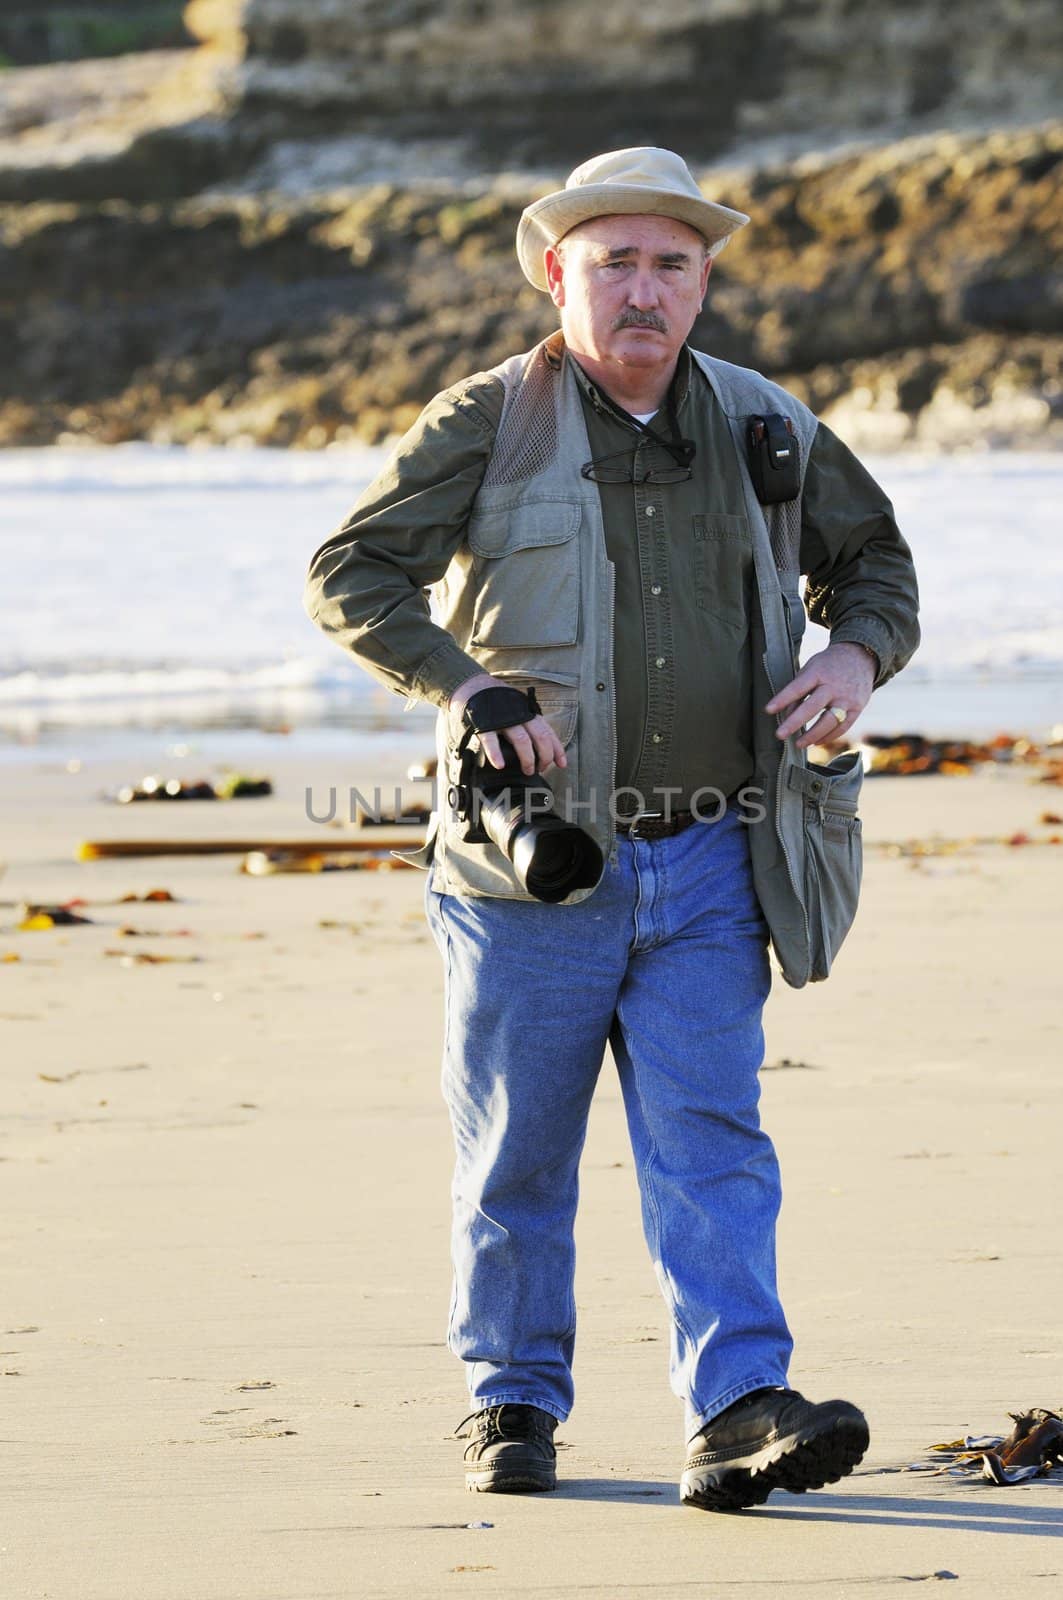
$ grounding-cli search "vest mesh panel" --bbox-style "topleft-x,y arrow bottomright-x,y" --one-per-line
769,497 -> 802,584
482,346 -> 560,487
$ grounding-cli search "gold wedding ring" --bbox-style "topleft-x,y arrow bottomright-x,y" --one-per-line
829,705 -> 848,725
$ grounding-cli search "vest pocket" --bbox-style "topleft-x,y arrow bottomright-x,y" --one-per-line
692,512 -> 751,635
787,750 -> 864,981
481,668 -> 579,748
467,500 -> 581,648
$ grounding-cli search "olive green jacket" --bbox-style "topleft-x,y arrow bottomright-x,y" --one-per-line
306,335 -> 920,986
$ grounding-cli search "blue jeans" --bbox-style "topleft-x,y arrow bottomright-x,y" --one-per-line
424,802 -> 793,1440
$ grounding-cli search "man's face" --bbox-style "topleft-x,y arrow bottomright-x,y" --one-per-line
544,213 -> 712,373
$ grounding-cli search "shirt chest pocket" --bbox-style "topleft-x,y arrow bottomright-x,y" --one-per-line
466,499 -> 582,649
692,512 -> 752,636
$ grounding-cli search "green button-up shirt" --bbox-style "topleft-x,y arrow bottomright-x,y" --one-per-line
305,343 -> 919,806
574,347 -> 757,810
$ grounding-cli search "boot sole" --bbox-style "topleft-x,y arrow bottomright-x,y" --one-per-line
680,1408 -> 869,1513
466,1470 -> 557,1493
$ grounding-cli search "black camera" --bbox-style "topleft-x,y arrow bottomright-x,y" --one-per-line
448,685 -> 603,903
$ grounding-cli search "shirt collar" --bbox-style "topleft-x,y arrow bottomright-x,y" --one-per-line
564,341 -> 691,422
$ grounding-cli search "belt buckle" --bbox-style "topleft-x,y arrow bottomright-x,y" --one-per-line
626,810 -> 664,839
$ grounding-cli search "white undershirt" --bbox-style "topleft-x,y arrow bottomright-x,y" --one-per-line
630,410 -> 659,426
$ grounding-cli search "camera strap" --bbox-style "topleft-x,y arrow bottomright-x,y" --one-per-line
456,685 -> 542,760
450,685 -> 544,832
583,366 -> 696,470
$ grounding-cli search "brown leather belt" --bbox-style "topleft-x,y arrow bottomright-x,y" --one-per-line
614,810 -> 701,840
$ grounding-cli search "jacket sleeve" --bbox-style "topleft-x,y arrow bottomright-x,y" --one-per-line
303,375 -> 504,708
799,420 -> 920,688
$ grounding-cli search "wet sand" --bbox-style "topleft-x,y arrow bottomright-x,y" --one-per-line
2,743 -> 1061,1598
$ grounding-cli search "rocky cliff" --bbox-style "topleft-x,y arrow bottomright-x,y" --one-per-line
225,0 -> 1063,175
0,0 -> 1060,449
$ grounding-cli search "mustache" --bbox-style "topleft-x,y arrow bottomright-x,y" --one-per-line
612,311 -> 669,333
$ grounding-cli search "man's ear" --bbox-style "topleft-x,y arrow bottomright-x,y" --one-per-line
699,255 -> 713,308
544,246 -> 566,309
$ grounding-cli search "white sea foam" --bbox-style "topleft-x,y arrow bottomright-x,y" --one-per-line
0,441 -> 382,490
1,444 -> 1060,737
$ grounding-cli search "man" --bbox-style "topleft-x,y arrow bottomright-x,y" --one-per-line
304,147 -> 919,1511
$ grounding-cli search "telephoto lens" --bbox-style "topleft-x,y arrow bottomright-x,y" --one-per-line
473,741 -> 603,903
452,683 -> 603,902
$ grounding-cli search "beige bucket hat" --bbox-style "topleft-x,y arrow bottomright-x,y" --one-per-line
516,146 -> 750,292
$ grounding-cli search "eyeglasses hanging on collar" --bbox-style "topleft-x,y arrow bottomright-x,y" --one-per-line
581,448 -> 694,485
580,374 -> 696,485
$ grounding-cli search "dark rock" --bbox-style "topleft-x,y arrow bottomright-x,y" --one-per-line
894,358 -> 948,417
961,274 -> 1063,335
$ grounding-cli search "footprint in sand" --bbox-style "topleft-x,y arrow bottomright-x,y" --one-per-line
200,1407 -> 296,1439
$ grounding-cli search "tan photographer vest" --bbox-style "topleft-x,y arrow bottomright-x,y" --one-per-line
408,335 -> 864,988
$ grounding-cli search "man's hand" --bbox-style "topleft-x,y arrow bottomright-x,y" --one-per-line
764,641 -> 876,749
448,672 -> 568,776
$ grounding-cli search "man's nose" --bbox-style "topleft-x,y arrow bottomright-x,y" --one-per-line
627,269 -> 660,309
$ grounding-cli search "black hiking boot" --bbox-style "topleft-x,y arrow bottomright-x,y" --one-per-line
457,1403 -> 558,1493
681,1386 -> 869,1512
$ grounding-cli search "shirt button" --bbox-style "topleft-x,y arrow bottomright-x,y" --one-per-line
652,732 -> 663,744
655,656 -> 666,668
650,584 -> 662,596
595,681 -> 606,691
645,506 -> 656,517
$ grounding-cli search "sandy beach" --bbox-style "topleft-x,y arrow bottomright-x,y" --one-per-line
3,3 -> 1061,1593
3,737 -> 1061,1599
